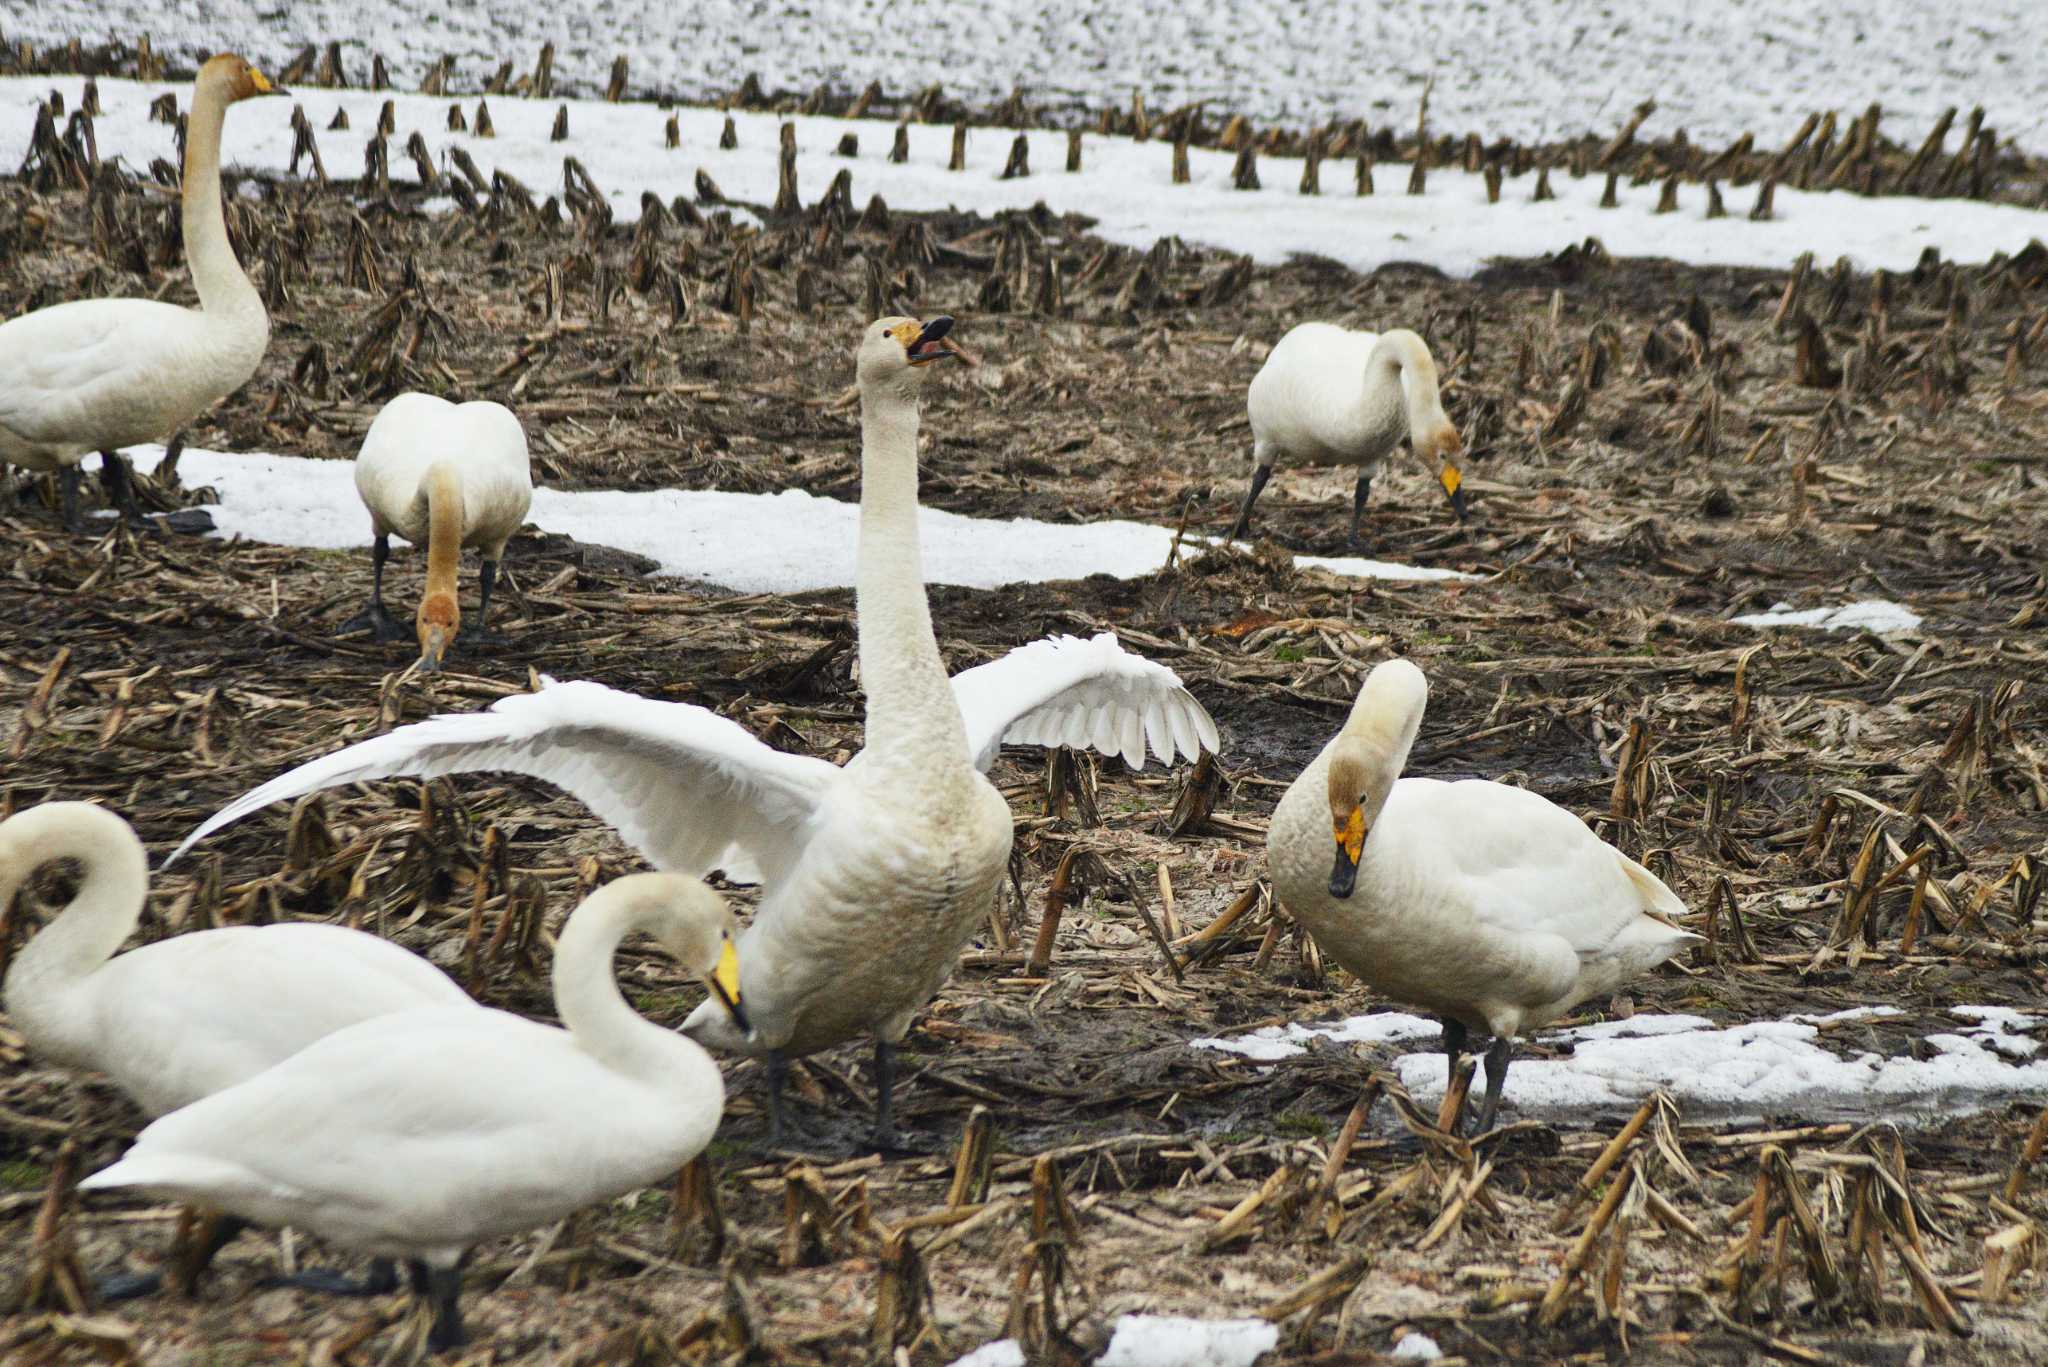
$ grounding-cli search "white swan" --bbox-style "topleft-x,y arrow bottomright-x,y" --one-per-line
170,317 -> 1220,1143
0,801 -> 472,1295
342,393 -> 534,671
81,871 -> 748,1352
0,55 -> 281,530
1231,322 -> 1466,548
1267,659 -> 1698,1133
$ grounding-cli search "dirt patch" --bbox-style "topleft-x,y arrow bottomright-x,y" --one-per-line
2,119 -> 2047,1366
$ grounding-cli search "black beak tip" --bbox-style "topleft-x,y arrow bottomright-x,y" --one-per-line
1328,859 -> 1358,900
1449,488 -> 1469,523
919,315 -> 955,342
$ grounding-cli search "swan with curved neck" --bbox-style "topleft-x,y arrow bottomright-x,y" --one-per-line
0,801 -> 471,1296
81,872 -> 749,1352
1231,322 -> 1465,548
0,55 -> 282,530
343,393 -> 534,670
169,316 -> 1221,1147
1268,659 -> 1698,1134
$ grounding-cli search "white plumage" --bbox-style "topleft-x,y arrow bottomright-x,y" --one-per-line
80,872 -> 747,1352
1267,659 -> 1698,1132
345,392 -> 534,670
0,56 -> 280,528
171,317 -> 1219,1143
1231,321 -> 1466,547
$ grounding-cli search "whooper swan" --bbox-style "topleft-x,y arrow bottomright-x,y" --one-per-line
1267,659 -> 1698,1133
0,55 -> 282,530
1231,322 -> 1466,549
171,317 -> 1220,1145
342,392 -> 534,671
0,801 -> 472,1296
81,871 -> 748,1352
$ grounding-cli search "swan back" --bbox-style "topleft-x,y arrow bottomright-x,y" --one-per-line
354,393 -> 534,554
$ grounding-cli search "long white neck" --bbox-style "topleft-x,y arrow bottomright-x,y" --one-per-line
856,382 -> 967,762
551,880 -> 725,1100
1,805 -> 150,1062
1363,330 -> 1443,443
181,78 -> 263,321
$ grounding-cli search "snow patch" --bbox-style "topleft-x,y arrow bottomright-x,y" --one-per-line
1195,1008 -> 2048,1121
113,445 -> 1468,594
5,77 -> 2045,280
946,1341 -> 1025,1367
1098,1315 -> 1279,1367
1731,600 -> 1924,634
1392,1331 -> 1444,1361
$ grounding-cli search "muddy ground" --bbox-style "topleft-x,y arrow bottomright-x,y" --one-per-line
1,120 -> 2047,1366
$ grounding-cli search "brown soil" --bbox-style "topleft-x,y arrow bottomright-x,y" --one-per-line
2,110 -> 2047,1366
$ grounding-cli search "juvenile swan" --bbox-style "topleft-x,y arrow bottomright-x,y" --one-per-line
1267,660 -> 1698,1133
1232,322 -> 1465,548
82,872 -> 749,1351
343,393 -> 534,671
0,55 -> 282,529
170,318 -> 1220,1145
0,802 -> 472,1296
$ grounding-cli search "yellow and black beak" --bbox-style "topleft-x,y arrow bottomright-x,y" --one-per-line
709,935 -> 750,1036
906,315 -> 957,365
250,67 -> 285,96
1329,807 -> 1365,899
1440,463 -> 1468,523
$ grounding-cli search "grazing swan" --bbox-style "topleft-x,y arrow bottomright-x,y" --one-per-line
0,55 -> 282,530
170,317 -> 1220,1143
0,802 -> 472,1296
82,872 -> 749,1352
1230,322 -> 1466,549
1267,659 -> 1698,1133
342,393 -> 534,671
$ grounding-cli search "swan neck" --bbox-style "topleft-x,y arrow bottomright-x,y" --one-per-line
551,887 -> 703,1083
180,82 -> 262,319
1368,333 -> 1441,433
422,463 -> 465,602
1,809 -> 149,1033
856,386 -> 965,760
1336,682 -> 1425,817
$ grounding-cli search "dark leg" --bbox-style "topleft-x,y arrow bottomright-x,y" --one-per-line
1440,1017 -> 1470,1134
339,533 -> 409,641
97,1210 -> 250,1301
264,1255 -> 400,1296
98,450 -> 146,525
1474,1036 -> 1516,1135
458,558 -> 511,648
59,465 -> 83,532
765,1049 -> 791,1145
1347,474 -> 1373,549
414,1260 -> 466,1351
1228,464 -> 1272,542
873,1039 -> 898,1148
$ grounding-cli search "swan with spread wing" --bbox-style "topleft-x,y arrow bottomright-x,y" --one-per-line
170,317 -> 1218,1143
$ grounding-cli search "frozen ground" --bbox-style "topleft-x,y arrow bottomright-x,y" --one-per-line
1195,1005 -> 2048,1124
111,446 -> 1473,593
8,78 -> 2046,280
4,2 -> 2044,154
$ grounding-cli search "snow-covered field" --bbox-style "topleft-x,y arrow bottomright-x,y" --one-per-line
8,76 -> 2046,280
5,2 -> 2044,155
111,446 -> 1473,594
1195,1006 -> 2048,1123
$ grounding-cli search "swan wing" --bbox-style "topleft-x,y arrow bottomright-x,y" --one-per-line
167,679 -> 839,883
0,300 -> 201,446
950,632 -> 1220,771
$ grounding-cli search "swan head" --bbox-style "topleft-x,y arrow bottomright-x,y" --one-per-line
1325,659 -> 1429,898
652,879 -> 750,1039
1415,422 -> 1467,523
199,54 -> 284,103
416,591 -> 457,674
857,316 -> 959,397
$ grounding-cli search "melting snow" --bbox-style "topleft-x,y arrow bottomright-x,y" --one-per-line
946,1341 -> 1025,1367
111,445 -> 1471,594
1195,1008 -> 2048,1122
1392,1331 -> 1444,1361
4,76 -> 2045,279
1098,1315 -> 1279,1367
1731,600 -> 1925,634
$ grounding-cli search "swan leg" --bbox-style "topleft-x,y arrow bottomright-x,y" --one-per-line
872,1038 -> 898,1147
101,1208 -> 252,1300
339,533 -> 409,642
265,1256 -> 400,1297
98,450 -> 147,526
1228,463 -> 1272,542
410,1259 -> 467,1352
59,464 -> 83,532
1439,1017 -> 1470,1133
457,559 -> 512,648
1474,1036 -> 1516,1135
765,1049 -> 791,1145
1347,474 -> 1372,549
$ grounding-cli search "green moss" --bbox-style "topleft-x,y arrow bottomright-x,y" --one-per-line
0,1160 -> 46,1190
1272,643 -> 1306,663
1272,1110 -> 1330,1139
